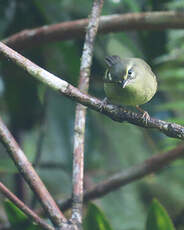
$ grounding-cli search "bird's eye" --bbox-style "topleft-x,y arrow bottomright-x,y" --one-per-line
128,69 -> 132,75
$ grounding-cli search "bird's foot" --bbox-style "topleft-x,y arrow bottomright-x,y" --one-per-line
99,97 -> 109,112
142,111 -> 150,125
136,106 -> 150,124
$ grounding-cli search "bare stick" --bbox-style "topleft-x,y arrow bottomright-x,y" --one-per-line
33,89 -> 49,168
3,11 -> 184,50
0,182 -> 54,230
71,0 -> 104,225
0,42 -> 184,140
58,144 -> 184,211
31,90 -> 48,208
0,116 -> 66,227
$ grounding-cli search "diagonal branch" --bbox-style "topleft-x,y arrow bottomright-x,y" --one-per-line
0,41 -> 184,140
71,0 -> 104,225
3,11 -> 184,50
0,182 -> 54,230
59,143 -> 184,211
0,116 -> 67,228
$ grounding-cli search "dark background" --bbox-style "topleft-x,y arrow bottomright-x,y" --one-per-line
0,0 -> 184,229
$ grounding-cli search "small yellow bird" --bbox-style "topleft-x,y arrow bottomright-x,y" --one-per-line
103,55 -> 157,120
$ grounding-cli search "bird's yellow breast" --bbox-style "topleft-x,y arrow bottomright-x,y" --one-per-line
104,73 -> 157,106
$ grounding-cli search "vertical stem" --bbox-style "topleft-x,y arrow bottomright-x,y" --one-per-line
71,0 -> 104,226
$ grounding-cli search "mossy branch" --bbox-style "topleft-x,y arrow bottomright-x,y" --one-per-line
0,41 -> 184,140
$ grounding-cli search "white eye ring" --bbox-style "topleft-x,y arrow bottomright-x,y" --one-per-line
108,71 -> 112,80
128,69 -> 132,75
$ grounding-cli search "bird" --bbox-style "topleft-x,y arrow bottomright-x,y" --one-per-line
103,55 -> 157,122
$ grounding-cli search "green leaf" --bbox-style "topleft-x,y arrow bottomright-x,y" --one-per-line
146,199 -> 175,230
83,203 -> 113,230
4,199 -> 41,230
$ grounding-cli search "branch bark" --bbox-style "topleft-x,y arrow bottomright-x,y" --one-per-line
0,116 -> 67,228
0,182 -> 54,230
3,11 -> 184,50
0,42 -> 184,140
1,41 -> 184,140
71,0 -> 103,226
59,143 -> 184,211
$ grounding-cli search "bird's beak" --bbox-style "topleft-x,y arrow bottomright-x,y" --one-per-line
121,79 -> 129,88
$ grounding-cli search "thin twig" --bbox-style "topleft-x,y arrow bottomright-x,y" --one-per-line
71,0 -> 104,226
33,89 -> 49,167
0,116 -> 67,228
3,11 -> 184,50
0,182 -> 54,230
31,89 -> 49,208
58,143 -> 184,211
0,42 -> 184,140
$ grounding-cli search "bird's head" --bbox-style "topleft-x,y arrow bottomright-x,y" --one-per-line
104,55 -> 137,88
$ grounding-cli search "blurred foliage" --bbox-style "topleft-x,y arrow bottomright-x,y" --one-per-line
83,203 -> 113,230
4,199 -> 42,230
83,200 -> 175,230
146,199 -> 175,230
0,0 -> 183,229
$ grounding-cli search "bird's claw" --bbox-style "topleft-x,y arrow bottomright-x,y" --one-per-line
142,111 -> 150,125
99,97 -> 109,112
136,106 -> 150,125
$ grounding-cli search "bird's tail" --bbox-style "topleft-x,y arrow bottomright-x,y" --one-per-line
105,55 -> 121,67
